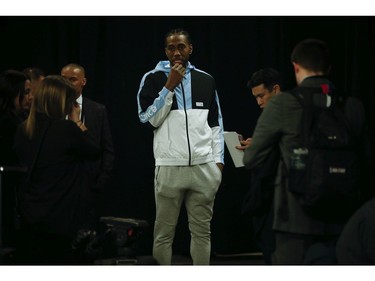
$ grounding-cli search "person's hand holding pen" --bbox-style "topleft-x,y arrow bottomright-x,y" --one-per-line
235,134 -> 252,150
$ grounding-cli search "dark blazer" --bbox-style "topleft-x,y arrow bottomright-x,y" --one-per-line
14,114 -> 101,238
82,97 -> 114,191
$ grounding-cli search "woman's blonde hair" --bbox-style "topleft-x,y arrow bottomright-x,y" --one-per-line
24,75 -> 76,138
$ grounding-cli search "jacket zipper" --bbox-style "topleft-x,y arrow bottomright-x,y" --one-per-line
181,82 -> 192,166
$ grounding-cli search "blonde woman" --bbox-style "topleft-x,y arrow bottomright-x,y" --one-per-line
14,75 -> 100,264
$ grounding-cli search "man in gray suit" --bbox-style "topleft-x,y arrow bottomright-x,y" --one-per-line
243,39 -> 370,264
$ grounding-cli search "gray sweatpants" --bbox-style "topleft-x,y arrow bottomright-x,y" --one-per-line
153,162 -> 222,265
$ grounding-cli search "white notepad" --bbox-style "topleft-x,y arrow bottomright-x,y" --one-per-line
223,131 -> 245,168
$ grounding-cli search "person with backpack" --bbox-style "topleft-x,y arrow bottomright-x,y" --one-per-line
243,38 -> 371,264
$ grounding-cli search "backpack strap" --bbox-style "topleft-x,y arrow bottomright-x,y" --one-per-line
287,87 -> 317,147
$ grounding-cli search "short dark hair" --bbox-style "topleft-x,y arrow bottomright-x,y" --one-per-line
247,68 -> 281,92
22,67 -> 45,81
165,28 -> 191,46
291,38 -> 331,75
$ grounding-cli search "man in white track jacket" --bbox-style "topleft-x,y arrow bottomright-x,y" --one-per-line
137,28 -> 224,265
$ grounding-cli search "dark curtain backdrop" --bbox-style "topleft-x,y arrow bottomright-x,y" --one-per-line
1,16 -> 374,256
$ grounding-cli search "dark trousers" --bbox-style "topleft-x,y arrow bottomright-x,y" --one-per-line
251,208 -> 274,265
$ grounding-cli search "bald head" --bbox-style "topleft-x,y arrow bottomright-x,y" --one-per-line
61,63 -> 86,98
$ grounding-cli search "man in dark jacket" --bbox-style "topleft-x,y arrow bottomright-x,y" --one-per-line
243,38 -> 370,264
237,68 -> 282,264
61,64 -> 115,225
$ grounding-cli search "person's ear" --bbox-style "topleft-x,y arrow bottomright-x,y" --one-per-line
189,44 -> 193,55
82,77 -> 87,87
292,62 -> 299,74
274,84 -> 281,94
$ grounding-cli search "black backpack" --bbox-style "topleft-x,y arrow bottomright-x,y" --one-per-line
287,86 -> 361,222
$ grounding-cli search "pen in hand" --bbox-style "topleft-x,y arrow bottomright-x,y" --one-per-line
235,134 -> 252,151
